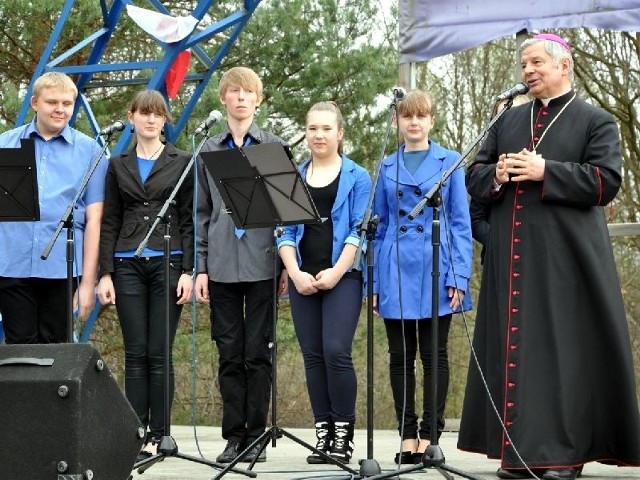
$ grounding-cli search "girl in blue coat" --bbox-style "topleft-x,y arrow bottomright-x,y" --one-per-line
277,101 -> 371,464
373,90 -> 472,464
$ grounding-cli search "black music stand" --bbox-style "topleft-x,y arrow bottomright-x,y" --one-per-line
202,143 -> 360,479
0,139 -> 40,222
204,142 -> 320,228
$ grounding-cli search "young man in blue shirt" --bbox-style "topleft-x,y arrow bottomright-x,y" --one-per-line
0,72 -> 107,344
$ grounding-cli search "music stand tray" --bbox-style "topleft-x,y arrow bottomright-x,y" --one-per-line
0,138 -> 40,221
201,142 -> 320,229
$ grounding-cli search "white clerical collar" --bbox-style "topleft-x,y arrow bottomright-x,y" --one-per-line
540,88 -> 573,106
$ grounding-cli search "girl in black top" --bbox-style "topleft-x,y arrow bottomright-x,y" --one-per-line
277,102 -> 371,464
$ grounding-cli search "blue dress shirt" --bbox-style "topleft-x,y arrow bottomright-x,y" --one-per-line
0,118 -> 107,279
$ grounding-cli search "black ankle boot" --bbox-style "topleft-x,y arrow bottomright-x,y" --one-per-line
330,421 -> 354,464
307,421 -> 334,464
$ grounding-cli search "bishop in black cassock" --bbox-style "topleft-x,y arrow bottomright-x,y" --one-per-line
458,33 -> 640,480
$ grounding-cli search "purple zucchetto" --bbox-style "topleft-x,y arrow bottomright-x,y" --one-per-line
533,33 -> 571,52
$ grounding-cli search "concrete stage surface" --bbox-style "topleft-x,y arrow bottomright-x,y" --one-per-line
129,425 -> 639,480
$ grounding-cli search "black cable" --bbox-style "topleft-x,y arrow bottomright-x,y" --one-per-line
391,106 -> 408,466
189,134 -> 207,459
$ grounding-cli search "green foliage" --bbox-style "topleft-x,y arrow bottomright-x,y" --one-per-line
0,0 -> 61,123
0,0 -> 397,163
207,0 -> 399,168
0,81 -> 20,133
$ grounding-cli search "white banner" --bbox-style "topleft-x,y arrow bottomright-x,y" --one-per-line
399,0 -> 640,63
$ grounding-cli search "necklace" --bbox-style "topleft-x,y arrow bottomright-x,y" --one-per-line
138,143 -> 164,160
530,93 -> 576,151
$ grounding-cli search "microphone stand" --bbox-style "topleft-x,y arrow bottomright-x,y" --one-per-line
364,97 -> 516,480
40,131 -> 115,342
349,94 -> 402,479
132,128 -> 254,478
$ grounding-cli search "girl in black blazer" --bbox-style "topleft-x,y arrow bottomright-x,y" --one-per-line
97,90 -> 194,459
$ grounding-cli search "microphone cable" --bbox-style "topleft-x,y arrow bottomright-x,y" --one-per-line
389,123 -> 449,466
188,131 -> 210,459
392,117 -> 409,465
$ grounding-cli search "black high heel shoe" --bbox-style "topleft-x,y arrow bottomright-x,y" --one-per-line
412,451 -> 427,464
136,437 -> 160,462
394,451 -> 415,464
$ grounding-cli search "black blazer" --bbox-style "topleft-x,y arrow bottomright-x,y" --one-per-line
99,143 -> 194,274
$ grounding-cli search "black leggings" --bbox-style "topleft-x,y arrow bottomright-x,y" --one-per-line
384,315 -> 452,440
288,276 -> 362,423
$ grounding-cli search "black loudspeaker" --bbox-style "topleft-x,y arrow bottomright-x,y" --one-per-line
0,343 -> 145,480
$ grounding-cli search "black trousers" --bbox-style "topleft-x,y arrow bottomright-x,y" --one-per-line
0,277 -> 71,343
209,279 -> 273,443
384,314 -> 452,441
112,256 -> 183,440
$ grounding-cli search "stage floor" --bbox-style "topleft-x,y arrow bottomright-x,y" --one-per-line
129,425 -> 639,480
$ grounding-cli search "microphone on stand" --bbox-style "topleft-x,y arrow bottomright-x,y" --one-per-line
194,110 -> 223,135
99,120 -> 125,136
392,86 -> 406,101
495,82 -> 530,101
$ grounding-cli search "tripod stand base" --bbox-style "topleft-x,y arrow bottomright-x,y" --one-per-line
359,458 -> 383,476
132,435 -> 256,478
318,457 -> 393,480
211,425 -> 360,479
421,443 -> 446,468
362,444 -> 488,480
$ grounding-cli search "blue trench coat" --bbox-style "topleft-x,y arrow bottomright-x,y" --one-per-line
374,140 -> 473,320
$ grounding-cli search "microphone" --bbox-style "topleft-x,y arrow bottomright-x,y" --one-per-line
99,120 -> 125,136
194,110 -> 223,135
392,86 -> 406,100
495,82 -> 530,101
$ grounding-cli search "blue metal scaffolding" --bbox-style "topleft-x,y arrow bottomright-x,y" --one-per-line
2,0 -> 261,343
16,0 -> 261,151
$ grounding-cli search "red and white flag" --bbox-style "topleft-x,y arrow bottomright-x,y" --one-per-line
126,4 -> 198,98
